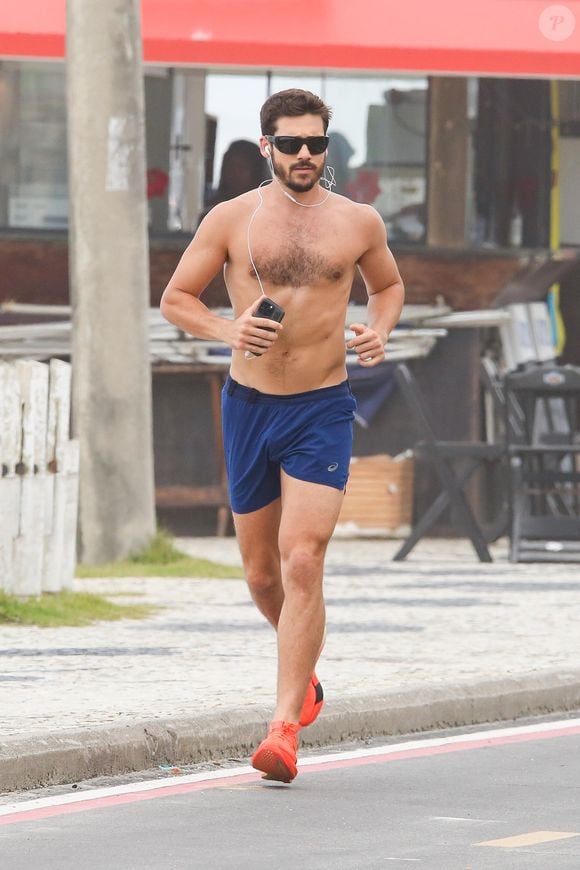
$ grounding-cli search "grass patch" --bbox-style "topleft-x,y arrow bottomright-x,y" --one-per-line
76,529 -> 243,579
0,591 -> 155,628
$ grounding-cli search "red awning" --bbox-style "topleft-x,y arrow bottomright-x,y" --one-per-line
1,0 -> 580,77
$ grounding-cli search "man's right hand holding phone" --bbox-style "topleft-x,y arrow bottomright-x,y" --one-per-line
225,300 -> 284,358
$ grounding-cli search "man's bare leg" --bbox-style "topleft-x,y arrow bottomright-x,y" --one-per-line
274,472 -> 344,724
233,498 -> 283,628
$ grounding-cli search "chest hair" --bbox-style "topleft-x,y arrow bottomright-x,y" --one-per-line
250,215 -> 344,288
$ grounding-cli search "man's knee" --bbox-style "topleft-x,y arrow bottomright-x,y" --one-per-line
244,558 -> 281,597
279,537 -> 328,587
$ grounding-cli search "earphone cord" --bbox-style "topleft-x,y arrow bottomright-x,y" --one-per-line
268,158 -> 336,208
246,180 -> 271,297
247,164 -> 337,294
276,165 -> 336,208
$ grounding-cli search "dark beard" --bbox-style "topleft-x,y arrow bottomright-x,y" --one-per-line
272,155 -> 325,193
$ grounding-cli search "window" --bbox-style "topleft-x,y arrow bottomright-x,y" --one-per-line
204,72 -> 428,243
467,78 -> 552,250
0,61 -> 68,229
0,63 -> 429,242
559,80 -> 580,247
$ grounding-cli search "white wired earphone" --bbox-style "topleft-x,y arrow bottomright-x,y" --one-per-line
243,145 -> 336,359
264,144 -> 336,208
246,144 -> 336,298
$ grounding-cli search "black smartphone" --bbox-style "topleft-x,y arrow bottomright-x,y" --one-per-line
245,297 -> 285,358
254,297 -> 285,326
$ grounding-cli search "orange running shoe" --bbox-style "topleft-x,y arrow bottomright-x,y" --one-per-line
299,673 -> 324,727
251,721 -> 300,783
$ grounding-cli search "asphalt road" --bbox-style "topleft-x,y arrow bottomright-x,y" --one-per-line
1,717 -> 580,870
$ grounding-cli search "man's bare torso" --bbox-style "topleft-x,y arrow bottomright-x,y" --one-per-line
224,187 -> 371,394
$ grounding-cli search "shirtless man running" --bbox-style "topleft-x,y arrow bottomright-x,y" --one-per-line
160,89 -> 405,783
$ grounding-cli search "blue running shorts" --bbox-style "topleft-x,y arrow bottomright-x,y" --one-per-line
221,376 -> 357,514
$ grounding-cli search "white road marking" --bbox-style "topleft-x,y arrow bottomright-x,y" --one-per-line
433,816 -> 503,823
1,716 -> 579,821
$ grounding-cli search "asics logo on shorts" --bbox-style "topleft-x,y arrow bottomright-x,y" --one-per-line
327,462 -> 339,472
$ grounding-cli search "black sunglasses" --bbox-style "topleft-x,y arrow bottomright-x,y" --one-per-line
265,135 -> 329,156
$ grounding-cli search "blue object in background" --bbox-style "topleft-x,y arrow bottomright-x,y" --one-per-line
347,361 -> 396,428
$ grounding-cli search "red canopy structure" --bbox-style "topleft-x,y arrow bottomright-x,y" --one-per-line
1,0 -> 580,77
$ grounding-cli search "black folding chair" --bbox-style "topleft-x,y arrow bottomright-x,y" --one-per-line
393,363 -> 504,562
504,365 -> 580,562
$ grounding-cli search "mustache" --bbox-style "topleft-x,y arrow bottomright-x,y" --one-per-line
291,161 -> 316,170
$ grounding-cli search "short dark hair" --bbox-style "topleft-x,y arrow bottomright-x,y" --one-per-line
260,89 -> 332,136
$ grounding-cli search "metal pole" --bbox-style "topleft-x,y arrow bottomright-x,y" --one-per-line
67,0 -> 156,563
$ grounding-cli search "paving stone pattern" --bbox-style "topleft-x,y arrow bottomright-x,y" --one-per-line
1,537 -> 579,740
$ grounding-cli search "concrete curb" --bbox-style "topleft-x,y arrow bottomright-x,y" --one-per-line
2,669 -> 580,793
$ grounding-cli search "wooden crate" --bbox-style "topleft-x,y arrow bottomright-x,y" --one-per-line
336,453 -> 414,536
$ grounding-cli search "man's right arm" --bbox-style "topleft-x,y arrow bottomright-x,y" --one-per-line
160,202 -> 282,355
160,202 -> 234,342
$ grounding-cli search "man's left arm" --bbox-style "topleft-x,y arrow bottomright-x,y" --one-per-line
347,207 -> 405,368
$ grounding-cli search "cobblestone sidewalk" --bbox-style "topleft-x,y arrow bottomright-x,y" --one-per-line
2,537 -> 579,741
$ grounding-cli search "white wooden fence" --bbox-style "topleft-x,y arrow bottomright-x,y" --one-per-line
0,360 -> 79,596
